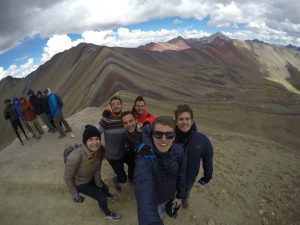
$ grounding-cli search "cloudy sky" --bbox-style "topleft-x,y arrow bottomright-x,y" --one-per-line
0,0 -> 299,80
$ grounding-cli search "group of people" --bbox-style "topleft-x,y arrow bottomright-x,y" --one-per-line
64,95 -> 214,225
4,88 -> 72,145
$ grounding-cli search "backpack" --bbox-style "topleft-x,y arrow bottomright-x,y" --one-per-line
55,94 -> 63,108
63,143 -> 82,165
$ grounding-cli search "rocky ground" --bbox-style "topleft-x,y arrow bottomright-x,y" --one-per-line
0,107 -> 299,225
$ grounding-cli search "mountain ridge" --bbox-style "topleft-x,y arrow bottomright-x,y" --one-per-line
0,33 -> 300,149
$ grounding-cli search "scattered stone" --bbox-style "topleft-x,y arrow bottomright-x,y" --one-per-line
192,215 -> 197,219
271,212 -> 275,216
259,209 -> 264,215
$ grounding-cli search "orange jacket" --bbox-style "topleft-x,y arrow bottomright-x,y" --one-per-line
19,96 -> 37,121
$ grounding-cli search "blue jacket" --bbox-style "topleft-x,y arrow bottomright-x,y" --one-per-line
134,126 -> 186,225
49,94 -> 62,116
175,123 -> 213,187
12,97 -> 26,121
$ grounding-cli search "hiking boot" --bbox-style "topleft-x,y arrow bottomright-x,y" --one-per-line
182,199 -> 189,209
21,141 -> 24,146
58,133 -> 66,138
104,212 -> 121,221
113,177 -> 122,191
65,128 -> 72,133
107,193 -> 119,202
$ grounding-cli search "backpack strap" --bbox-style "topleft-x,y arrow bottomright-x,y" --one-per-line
136,143 -> 158,159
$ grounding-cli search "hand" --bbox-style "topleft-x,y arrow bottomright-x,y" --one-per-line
173,198 -> 182,207
73,194 -> 85,203
198,177 -> 209,186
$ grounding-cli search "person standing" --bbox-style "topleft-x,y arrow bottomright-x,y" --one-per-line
45,88 -> 72,138
132,96 -> 155,132
97,96 -> 126,191
4,99 -> 29,145
28,89 -> 55,132
120,111 -> 142,182
174,104 -> 214,208
135,116 -> 186,225
19,96 -> 44,139
64,125 -> 121,221
12,96 -> 35,137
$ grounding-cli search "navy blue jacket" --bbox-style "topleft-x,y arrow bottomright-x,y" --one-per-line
134,126 -> 186,225
175,123 -> 213,187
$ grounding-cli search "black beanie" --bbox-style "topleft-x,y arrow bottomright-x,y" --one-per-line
82,125 -> 101,145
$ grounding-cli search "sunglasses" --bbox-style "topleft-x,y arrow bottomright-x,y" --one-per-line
153,131 -> 175,139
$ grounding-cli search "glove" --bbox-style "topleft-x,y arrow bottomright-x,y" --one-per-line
73,194 -> 85,203
198,177 -> 210,186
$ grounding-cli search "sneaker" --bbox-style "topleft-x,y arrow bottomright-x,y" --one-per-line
182,199 -> 189,209
113,177 -> 122,191
104,213 -> 121,221
107,194 -> 119,202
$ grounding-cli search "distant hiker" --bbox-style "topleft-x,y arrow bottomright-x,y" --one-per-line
44,88 -> 72,138
41,90 -> 56,128
120,111 -> 142,183
28,89 -> 55,132
19,96 -> 44,139
12,96 -> 35,137
135,116 -> 186,224
4,98 -> 29,145
132,96 -> 155,132
64,125 -> 121,221
97,96 -> 126,191
174,104 -> 213,208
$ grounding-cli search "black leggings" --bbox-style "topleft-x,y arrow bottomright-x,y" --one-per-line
77,180 -> 111,216
11,119 -> 28,143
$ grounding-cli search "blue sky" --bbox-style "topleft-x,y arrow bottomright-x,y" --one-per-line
0,0 -> 299,80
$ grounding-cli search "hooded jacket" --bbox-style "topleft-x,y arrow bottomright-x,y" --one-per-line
19,96 -> 37,122
49,93 -> 62,116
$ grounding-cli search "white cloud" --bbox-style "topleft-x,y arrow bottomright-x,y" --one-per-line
1,0 -> 299,53
0,58 -> 38,80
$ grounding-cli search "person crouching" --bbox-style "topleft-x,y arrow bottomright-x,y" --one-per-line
64,125 -> 121,221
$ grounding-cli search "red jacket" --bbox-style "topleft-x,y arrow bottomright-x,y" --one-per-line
132,107 -> 155,125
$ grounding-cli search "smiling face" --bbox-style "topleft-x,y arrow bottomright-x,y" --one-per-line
110,99 -> 122,115
176,112 -> 193,133
86,137 -> 101,153
152,123 -> 175,153
134,100 -> 146,115
122,113 -> 137,133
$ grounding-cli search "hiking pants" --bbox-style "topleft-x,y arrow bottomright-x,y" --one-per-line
38,113 -> 54,130
53,113 -> 71,135
77,180 -> 111,216
11,119 -> 28,143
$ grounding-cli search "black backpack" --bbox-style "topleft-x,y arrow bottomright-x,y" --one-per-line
63,143 -> 82,165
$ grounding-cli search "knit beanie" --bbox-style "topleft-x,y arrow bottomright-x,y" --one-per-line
82,125 -> 101,145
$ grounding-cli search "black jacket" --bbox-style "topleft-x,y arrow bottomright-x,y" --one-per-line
4,104 -> 19,122
29,94 -> 43,115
